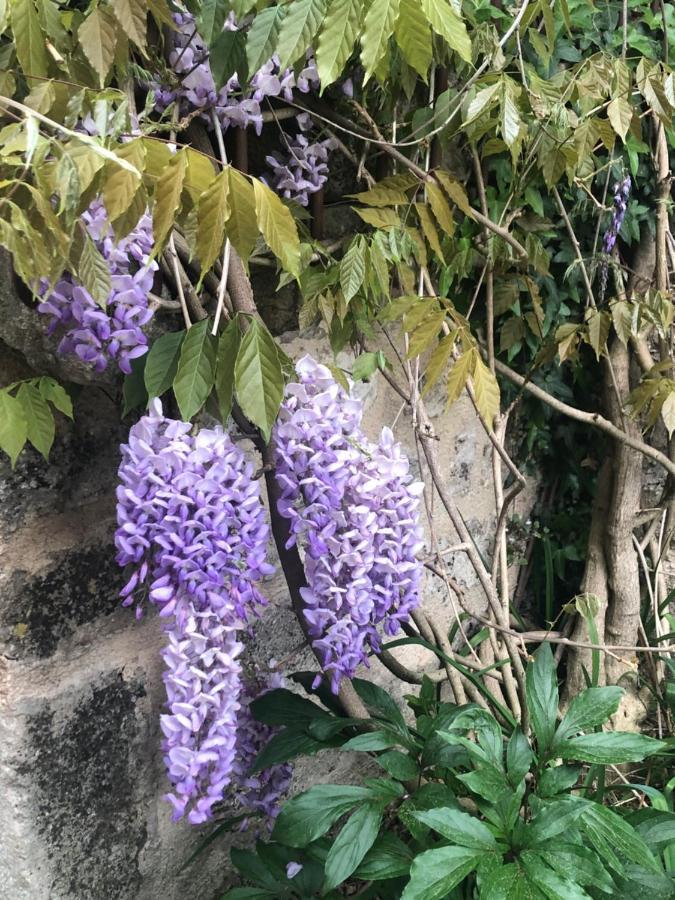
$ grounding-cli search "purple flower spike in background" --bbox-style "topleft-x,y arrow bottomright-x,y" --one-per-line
598,174 -> 631,302
273,356 -> 424,692
115,401 -> 274,824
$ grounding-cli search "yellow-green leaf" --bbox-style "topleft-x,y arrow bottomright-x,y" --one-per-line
422,332 -> 455,395
426,183 -> 455,236
11,0 -> 48,77
353,206 -> 401,229
276,0 -> 326,70
234,317 -> 284,441
415,202 -> 445,263
78,232 -> 112,308
39,376 -> 73,418
395,0 -> 432,80
196,169 -> 230,280
446,350 -> 473,408
102,139 -> 144,221
407,311 -> 445,358
661,391 -> 675,438
17,381 -> 54,459
361,0 -> 399,82
420,0 -> 471,63
111,0 -> 147,49
316,0 -> 360,88
253,178 -> 300,276
471,355 -> 500,425
246,4 -> 285,74
340,236 -> 367,302
585,309 -> 611,361
225,167 -> 258,262
0,390 -> 28,466
435,171 -> 474,220
607,96 -> 632,143
152,148 -> 187,252
77,6 -> 118,86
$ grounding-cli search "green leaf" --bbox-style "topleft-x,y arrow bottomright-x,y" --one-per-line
11,0 -> 48,77
401,846 -> 480,900
226,168 -> 258,262
427,182 -> 455,236
250,727 -> 334,773
173,319 -> 217,421
276,0 -> 326,70
661,391 -> 675,438
196,0 -> 225,46
352,677 -> 407,732
250,688 -> 331,726
246,5 -> 285,74
77,5 -> 118,85
395,0 -> 432,80
523,798 -> 589,847
144,331 -> 185,399
501,83 -> 522,150
446,349 -> 473,407
102,140 -> 145,222
537,843 -> 616,894
196,170 -> 230,280
316,0 -> 361,88
0,390 -> 28,466
111,0 -> 147,49
122,354 -> 148,416
340,236 -> 367,302
39,377 -> 73,419
521,852 -> 592,899
607,97 -> 633,142
253,179 -> 300,277
420,0 -> 471,63
471,354 -> 500,425
214,317 -> 240,422
406,311 -> 445,358
553,687 -> 623,744
506,728 -> 533,786
480,863 -> 539,899
526,642 -> 558,756
555,732 -> 666,765
360,0 -> 399,82
324,803 -> 383,891
351,351 -> 382,382
585,309 -> 610,361
537,765 -> 580,798
422,332 -> 454,395
435,171 -> 475,220
234,317 -> 284,441
416,202 -> 445,263
355,832 -> 413,881
341,731 -> 399,751
376,750 -> 418,781
353,206 -> 401,229
581,804 -> 662,876
152,148 -> 187,252
78,232 -> 112,308
271,784 -> 374,848
17,382 -> 54,460
414,806 -> 497,850
210,28 -> 248,86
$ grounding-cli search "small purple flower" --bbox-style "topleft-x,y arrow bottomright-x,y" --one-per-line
286,862 -> 303,879
598,175 -> 631,302
265,132 -> 334,207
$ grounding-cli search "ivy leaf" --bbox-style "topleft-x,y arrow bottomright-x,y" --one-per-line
316,0 -> 360,88
39,377 -> 73,419
246,5 -> 285,74
420,0 -> 471,63
394,0 -> 432,80
78,232 -> 112,308
234,318 -> 284,441
111,0 -> 147,49
360,0 -> 400,82
77,6 -> 118,86
401,846 -> 480,900
324,804 -> 383,892
253,179 -> 300,277
0,389 -> 28,466
11,0 -> 48,78
276,0 -> 326,70
173,319 -> 217,421
607,96 -> 633,142
226,168 -> 259,262
340,236 -> 367,302
471,355 -> 500,425
144,330 -> 185,399
196,169 -> 230,282
17,382 -> 55,460
152,148 -> 187,252
215,317 -> 241,422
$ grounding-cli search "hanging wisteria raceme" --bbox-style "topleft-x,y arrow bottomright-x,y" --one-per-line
273,356 -> 425,692
115,400 -> 275,823
229,671 -> 293,831
153,11 -> 328,205
38,200 -> 157,374
598,174 -> 631,302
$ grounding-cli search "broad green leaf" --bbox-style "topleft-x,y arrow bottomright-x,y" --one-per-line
340,236 -> 367,302
537,843 -> 616,894
111,0 -> 147,49
501,83 -> 522,150
316,0 -> 360,88
351,351 -> 382,381
395,0 -> 432,80
360,0 -> 399,82
555,732 -> 666,765
210,29 -> 248,86
465,83 -> 500,125
352,677 -> 408,732
521,852 -> 592,899
446,350 -> 473,406
152,148 -> 187,251
324,803 -> 383,891
414,807 -> 497,850
246,5 -> 285,74
537,765 -> 581,798
226,168 -> 258,262
420,0 -> 471,63
553,687 -> 623,743
526,642 -> 558,756
122,355 -> 148,416
523,798 -> 588,847
196,169 -> 230,280
341,731 -> 399,751
480,863 -> 541,899
471,354 -> 500,425
376,750 -> 418,781
276,0 -> 326,70
234,317 -> 284,441
144,330 -> 185,398
426,183 -> 455,236
355,832 -> 413,881
271,784 -> 374,848
581,804 -> 662,875
11,0 -> 48,77
215,317 -> 240,422
253,179 -> 300,276
506,728 -> 533,786
17,381 -> 54,459
77,5 -> 118,85
250,727 -> 336,773
0,390 -> 28,466
39,377 -> 73,419
196,0 -> 225,46
78,232 -> 112,308
607,97 -> 633,142
401,846 -> 480,900
250,688 -> 331,726
173,319 -> 217,420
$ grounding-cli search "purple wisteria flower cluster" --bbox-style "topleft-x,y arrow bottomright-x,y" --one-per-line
115,400 -> 287,824
154,11 -> 329,206
38,200 -> 157,374
598,174 -> 631,302
274,356 -> 425,692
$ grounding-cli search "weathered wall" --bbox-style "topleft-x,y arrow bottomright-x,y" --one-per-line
0,300 -> 535,898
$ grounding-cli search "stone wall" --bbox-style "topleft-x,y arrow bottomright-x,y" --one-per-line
0,292 -> 536,898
